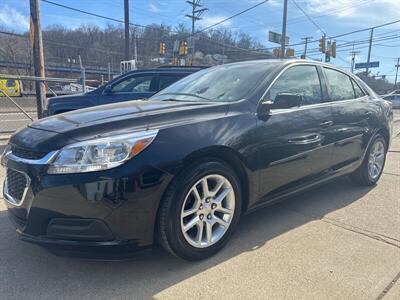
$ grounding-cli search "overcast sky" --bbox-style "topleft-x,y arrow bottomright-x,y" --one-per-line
1,0 -> 399,81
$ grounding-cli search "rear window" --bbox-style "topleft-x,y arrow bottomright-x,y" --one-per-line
352,80 -> 365,98
324,68 -> 355,101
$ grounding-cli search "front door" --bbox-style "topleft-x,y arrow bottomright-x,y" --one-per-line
256,65 -> 335,201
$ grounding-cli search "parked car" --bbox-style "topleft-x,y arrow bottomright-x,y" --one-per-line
383,94 -> 400,108
44,66 -> 204,116
2,60 -> 393,260
0,79 -> 22,97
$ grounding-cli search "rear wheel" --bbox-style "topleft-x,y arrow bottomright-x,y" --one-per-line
350,134 -> 387,186
158,161 -> 242,260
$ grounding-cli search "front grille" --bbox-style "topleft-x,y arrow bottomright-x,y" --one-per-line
5,169 -> 29,202
11,145 -> 46,160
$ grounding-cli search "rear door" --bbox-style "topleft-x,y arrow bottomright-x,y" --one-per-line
99,74 -> 158,105
323,67 -> 375,169
256,64 -> 335,200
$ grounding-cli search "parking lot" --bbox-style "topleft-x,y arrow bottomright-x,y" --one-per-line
0,111 -> 399,300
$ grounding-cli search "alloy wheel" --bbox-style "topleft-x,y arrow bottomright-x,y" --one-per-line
368,140 -> 385,180
180,174 -> 235,248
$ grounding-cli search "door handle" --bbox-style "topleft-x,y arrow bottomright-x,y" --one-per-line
364,111 -> 372,118
288,134 -> 321,145
320,121 -> 333,128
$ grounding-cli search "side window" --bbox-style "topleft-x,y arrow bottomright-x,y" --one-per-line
324,68 -> 355,101
267,65 -> 323,106
6,79 -> 15,87
352,79 -> 365,98
111,76 -> 155,93
159,75 -> 184,90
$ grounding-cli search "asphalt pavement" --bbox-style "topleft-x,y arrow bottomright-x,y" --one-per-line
0,112 -> 399,299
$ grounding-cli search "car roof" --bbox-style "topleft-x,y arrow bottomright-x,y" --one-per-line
123,66 -> 205,76
213,58 -> 344,69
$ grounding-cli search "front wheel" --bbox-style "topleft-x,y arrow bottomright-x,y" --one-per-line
350,134 -> 387,186
157,161 -> 242,260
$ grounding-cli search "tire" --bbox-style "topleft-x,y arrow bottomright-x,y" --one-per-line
157,160 -> 242,260
350,134 -> 387,186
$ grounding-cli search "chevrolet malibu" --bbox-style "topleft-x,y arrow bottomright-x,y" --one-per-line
1,60 -> 393,260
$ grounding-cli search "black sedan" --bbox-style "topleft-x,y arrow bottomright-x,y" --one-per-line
1,60 -> 393,260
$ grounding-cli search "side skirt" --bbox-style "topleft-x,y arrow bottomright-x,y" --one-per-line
245,160 -> 360,214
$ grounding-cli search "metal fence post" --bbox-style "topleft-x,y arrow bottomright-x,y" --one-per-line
81,67 -> 86,93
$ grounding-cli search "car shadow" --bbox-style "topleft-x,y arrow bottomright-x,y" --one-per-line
0,177 -> 375,299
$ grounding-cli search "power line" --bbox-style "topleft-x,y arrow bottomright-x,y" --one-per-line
40,0 -> 269,56
194,0 -> 269,34
256,18 -> 400,51
290,0 -> 326,36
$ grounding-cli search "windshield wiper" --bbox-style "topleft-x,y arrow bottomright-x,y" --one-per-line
157,98 -> 200,103
159,92 -> 212,101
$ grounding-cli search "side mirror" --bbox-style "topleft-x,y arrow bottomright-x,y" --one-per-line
104,84 -> 113,94
273,93 -> 302,109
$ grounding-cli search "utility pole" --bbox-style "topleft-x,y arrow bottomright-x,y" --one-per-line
394,58 -> 400,90
30,0 -> 45,119
350,50 -> 360,73
186,0 -> 208,65
280,0 -> 288,59
366,28 -> 374,74
350,41 -> 360,73
301,37 -> 312,58
124,0 -> 130,60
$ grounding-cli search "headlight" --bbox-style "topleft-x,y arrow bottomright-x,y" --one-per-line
47,130 -> 158,174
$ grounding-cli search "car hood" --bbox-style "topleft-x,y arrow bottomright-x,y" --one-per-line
29,99 -> 228,142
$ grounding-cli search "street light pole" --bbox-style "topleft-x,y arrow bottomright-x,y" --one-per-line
280,0 -> 288,58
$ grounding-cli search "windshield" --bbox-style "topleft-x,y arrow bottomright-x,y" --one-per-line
151,62 -> 279,102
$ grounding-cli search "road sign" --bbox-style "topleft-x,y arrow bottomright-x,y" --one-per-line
354,61 -> 380,69
268,31 -> 289,45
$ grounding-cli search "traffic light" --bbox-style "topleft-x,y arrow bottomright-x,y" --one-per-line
319,36 -> 326,53
331,41 -> 336,58
286,48 -> 295,57
179,40 -> 188,56
159,41 -> 166,55
273,48 -> 281,58
325,53 -> 330,63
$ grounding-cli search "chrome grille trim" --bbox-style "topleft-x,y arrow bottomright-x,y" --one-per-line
2,150 -> 59,166
3,168 -> 31,207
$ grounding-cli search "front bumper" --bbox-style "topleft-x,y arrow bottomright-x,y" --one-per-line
2,149 -> 171,256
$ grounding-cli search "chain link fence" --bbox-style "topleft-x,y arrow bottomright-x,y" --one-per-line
0,74 -> 88,136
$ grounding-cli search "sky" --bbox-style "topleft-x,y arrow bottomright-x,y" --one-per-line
0,0 -> 399,82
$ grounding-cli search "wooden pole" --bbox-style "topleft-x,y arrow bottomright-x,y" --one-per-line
124,0 -> 130,60
30,0 -> 46,118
